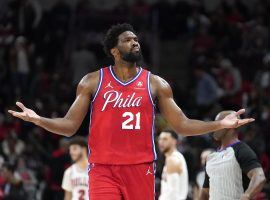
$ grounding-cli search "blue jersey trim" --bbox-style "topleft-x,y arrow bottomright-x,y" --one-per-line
109,65 -> 143,86
92,68 -> 103,102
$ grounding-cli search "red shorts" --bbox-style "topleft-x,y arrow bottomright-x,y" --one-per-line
89,162 -> 155,200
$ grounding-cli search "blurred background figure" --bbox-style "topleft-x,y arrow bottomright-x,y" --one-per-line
158,130 -> 189,200
62,136 -> 88,200
194,66 -> 219,117
196,149 -> 214,189
0,163 -> 25,200
70,43 -> 97,86
9,36 -> 32,95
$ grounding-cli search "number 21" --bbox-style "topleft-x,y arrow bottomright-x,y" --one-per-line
122,112 -> 141,130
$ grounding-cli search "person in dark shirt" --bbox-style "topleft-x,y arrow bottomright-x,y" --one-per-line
200,111 -> 266,200
1,163 -> 26,200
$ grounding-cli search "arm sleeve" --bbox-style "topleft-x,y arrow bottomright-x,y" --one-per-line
234,142 -> 261,174
203,170 -> 210,188
62,168 -> 72,192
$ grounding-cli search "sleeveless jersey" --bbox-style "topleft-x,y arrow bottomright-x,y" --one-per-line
88,66 -> 156,165
61,164 -> 89,200
159,151 -> 189,200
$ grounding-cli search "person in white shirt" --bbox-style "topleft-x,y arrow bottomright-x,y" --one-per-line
62,136 -> 89,200
158,130 -> 189,200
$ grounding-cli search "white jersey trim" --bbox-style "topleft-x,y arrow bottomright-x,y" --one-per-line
92,68 -> 103,102
147,71 -> 155,106
109,65 -> 143,86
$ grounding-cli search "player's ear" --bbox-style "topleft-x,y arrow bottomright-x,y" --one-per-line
111,48 -> 119,59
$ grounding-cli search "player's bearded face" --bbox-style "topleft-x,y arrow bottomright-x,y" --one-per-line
119,47 -> 142,63
158,134 -> 174,153
116,31 -> 142,63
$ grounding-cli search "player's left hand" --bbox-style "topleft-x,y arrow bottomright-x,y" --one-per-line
220,109 -> 255,129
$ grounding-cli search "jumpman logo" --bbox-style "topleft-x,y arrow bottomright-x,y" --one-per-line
146,166 -> 153,175
105,81 -> 113,89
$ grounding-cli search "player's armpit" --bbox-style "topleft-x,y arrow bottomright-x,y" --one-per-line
199,188 -> 209,200
64,191 -> 72,200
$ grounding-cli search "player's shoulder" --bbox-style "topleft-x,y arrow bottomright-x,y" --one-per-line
63,164 -> 74,175
149,73 -> 172,97
232,141 -> 253,153
166,155 -> 182,173
78,69 -> 100,93
166,153 -> 183,167
80,70 -> 100,86
149,73 -> 168,86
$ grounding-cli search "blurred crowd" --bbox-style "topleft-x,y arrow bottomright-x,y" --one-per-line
0,0 -> 270,199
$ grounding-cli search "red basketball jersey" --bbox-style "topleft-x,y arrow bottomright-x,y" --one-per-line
88,66 -> 156,165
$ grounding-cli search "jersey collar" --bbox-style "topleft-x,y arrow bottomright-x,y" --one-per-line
109,65 -> 143,86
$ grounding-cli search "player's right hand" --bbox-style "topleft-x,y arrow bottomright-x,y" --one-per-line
8,102 -> 41,125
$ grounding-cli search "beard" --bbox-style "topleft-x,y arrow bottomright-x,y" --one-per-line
160,147 -> 171,154
121,49 -> 142,63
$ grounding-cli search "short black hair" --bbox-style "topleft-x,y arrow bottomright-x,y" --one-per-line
103,23 -> 136,57
69,136 -> 88,149
162,129 -> 178,140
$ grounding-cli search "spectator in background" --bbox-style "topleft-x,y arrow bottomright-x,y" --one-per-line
10,0 -> 42,39
219,58 -> 242,96
192,26 -> 214,54
9,36 -> 31,94
2,132 -> 25,165
187,8 -> 210,35
196,149 -> 214,190
70,43 -> 97,85
215,58 -> 242,108
43,138 -> 70,200
0,113 -> 8,141
16,157 -> 37,200
47,0 -> 71,69
254,53 -> 270,90
194,66 -> 219,116
0,163 -> 25,200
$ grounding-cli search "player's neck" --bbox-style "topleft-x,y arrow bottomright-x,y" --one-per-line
165,148 -> 177,158
76,157 -> 88,170
113,61 -> 138,82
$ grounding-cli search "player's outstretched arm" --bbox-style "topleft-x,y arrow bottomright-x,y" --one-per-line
8,72 -> 99,137
240,168 -> 266,200
153,75 -> 255,136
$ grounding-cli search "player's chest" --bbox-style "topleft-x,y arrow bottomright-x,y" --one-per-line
70,174 -> 88,188
98,83 -> 151,112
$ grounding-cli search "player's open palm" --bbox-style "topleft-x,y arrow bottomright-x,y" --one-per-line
220,109 -> 255,129
8,102 -> 40,124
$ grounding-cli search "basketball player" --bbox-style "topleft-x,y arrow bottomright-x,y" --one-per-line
62,136 -> 89,200
8,23 -> 255,200
158,130 -> 189,200
200,111 -> 266,200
